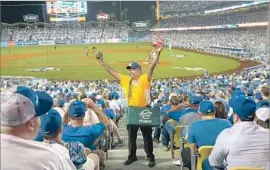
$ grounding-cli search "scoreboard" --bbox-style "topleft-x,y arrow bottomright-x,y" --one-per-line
46,1 -> 87,15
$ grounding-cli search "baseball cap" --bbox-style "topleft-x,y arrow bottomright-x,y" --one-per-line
189,95 -> 203,104
1,86 -> 53,126
231,91 -> 246,100
16,86 -> 53,116
230,96 -> 256,120
41,109 -> 62,135
68,100 -> 86,118
126,62 -> 142,70
199,101 -> 215,114
112,92 -> 120,99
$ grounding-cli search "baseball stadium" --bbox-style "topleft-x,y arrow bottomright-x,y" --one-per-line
1,1 -> 270,170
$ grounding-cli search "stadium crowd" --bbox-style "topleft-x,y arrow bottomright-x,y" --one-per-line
159,9 -> 267,28
159,1 -> 245,12
1,62 -> 270,169
140,28 -> 268,63
2,25 -> 130,41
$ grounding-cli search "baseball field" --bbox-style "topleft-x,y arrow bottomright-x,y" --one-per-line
0,43 -> 257,80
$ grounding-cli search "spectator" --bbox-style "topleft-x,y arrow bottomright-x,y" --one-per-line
1,86 -> 75,170
257,85 -> 270,108
161,95 -> 183,151
214,101 -> 227,119
41,109 -> 100,170
62,99 -> 110,150
181,101 -> 232,169
209,96 -> 270,169
96,44 -> 163,167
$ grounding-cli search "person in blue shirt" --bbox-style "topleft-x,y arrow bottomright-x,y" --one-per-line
62,99 -> 110,150
161,96 -> 185,151
181,101 -> 232,170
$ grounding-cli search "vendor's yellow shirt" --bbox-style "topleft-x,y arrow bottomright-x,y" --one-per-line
120,73 -> 151,107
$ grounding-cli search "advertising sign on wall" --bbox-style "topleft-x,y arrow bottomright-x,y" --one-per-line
96,13 -> 110,21
24,40 -> 38,45
16,41 -> 25,46
38,40 -> 55,45
55,40 -> 67,44
7,41 -> 16,47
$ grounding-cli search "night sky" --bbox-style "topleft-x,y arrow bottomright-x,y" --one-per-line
1,1 -> 156,23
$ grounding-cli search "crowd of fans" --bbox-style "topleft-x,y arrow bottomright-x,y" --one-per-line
2,25 -> 130,41
159,9 -> 268,28
159,1 -> 246,12
1,64 -> 270,169
141,28 -> 268,63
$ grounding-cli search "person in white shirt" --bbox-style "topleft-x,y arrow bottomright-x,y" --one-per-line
209,96 -> 270,170
0,86 -> 76,170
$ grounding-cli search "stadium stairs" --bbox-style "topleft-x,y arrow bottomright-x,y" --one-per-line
105,114 -> 188,170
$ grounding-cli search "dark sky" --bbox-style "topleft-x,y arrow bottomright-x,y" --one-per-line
0,1 -> 156,23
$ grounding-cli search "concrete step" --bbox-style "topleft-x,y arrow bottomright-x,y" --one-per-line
105,148 -> 183,170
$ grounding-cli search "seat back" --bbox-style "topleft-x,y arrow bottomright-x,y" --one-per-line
230,167 -> 265,170
196,146 -> 213,170
174,126 -> 185,147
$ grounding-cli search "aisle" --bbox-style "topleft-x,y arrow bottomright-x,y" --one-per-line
104,115 -> 184,170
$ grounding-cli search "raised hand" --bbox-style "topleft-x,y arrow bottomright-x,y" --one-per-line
92,46 -> 103,62
82,98 -> 96,109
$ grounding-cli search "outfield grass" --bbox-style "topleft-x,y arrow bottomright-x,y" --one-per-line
0,43 -> 240,80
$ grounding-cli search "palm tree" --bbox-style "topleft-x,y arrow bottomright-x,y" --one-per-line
123,8 -> 128,20
150,5 -> 156,20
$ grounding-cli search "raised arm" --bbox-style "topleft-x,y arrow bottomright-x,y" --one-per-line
99,60 -> 120,81
62,99 -> 77,124
93,47 -> 120,81
147,47 -> 163,81
82,98 -> 110,128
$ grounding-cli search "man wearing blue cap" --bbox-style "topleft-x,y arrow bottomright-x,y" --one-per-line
62,99 -> 110,151
95,45 -> 163,167
1,86 -> 75,170
41,109 -> 100,170
209,96 -> 270,170
181,101 -> 231,169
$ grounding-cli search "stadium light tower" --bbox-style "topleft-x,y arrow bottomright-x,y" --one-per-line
156,0 -> 160,36
267,2 -> 270,65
